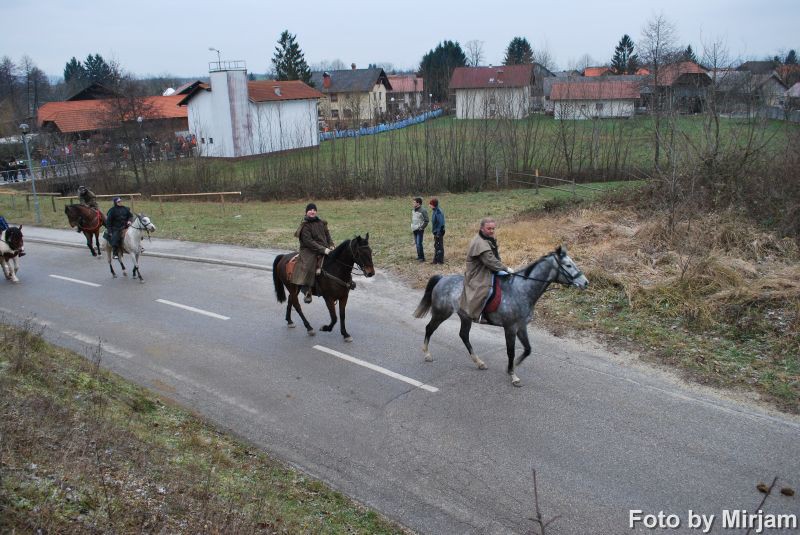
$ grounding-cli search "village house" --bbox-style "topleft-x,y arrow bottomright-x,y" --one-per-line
544,74 -> 644,114
310,66 -> 392,127
551,80 -> 641,120
178,61 -> 322,158
386,74 -> 425,116
712,69 -> 788,112
449,64 -> 553,119
37,82 -> 188,139
642,61 -> 711,113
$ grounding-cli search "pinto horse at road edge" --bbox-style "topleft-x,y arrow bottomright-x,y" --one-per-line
273,234 -> 375,342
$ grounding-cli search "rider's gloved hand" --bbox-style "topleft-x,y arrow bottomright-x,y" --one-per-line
324,248 -> 331,255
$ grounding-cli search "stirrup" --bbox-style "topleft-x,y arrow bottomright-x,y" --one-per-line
303,292 -> 313,304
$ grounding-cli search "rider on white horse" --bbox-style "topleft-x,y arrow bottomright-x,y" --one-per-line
105,197 -> 133,260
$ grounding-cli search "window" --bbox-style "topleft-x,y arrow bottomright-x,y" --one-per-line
200,137 -> 205,144
595,103 -> 604,111
330,93 -> 338,102
209,137 -> 214,144
331,109 -> 339,118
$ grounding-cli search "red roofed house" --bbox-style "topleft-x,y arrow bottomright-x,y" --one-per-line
386,75 -> 425,115
583,66 -> 614,77
449,64 -> 553,119
644,61 -> 711,113
37,94 -> 188,136
179,61 -> 323,157
551,81 -> 641,120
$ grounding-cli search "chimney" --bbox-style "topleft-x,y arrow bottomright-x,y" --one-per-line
323,71 -> 331,89
351,63 -> 356,70
273,86 -> 281,96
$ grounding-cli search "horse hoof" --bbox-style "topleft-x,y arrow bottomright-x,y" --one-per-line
287,323 -> 296,329
307,329 -> 316,336
424,353 -> 433,362
344,336 -> 353,343
321,325 -> 332,332
478,363 -> 488,370
511,377 -> 522,387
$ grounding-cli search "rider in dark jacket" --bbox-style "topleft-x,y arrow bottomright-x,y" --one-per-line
105,197 -> 133,259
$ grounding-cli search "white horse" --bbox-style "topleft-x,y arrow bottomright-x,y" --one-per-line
101,214 -> 155,281
0,226 -> 24,283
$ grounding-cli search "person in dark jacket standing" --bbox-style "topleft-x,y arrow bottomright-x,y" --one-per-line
411,197 -> 429,262
429,197 -> 445,264
291,203 -> 335,303
105,197 -> 133,259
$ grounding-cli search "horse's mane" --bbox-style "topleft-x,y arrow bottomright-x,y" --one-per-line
323,239 -> 352,268
522,251 -> 556,277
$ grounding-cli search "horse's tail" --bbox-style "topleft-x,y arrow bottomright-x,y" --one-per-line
273,254 -> 286,303
413,274 -> 443,318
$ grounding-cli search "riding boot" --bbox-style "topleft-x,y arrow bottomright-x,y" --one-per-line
112,247 -> 119,260
304,288 -> 313,304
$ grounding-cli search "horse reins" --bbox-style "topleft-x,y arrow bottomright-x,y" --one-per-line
506,254 -> 584,286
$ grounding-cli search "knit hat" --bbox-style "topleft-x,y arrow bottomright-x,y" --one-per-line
112,197 -> 122,204
305,203 -> 317,212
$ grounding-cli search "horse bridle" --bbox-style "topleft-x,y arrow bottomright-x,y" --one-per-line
132,214 -> 153,241
328,240 -> 372,276
508,252 -> 583,285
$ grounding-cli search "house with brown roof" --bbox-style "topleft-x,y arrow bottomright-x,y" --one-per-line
37,95 -> 188,136
386,75 -> 425,116
448,64 -> 553,119
712,69 -> 788,111
583,66 -> 613,77
309,66 -> 392,127
178,61 -> 323,157
551,80 -> 640,120
642,61 -> 711,113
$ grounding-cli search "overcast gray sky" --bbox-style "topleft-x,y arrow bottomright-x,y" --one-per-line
3,0 -> 797,79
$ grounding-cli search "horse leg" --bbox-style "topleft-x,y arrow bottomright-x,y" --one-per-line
338,295 -> 351,342
289,288 -> 314,335
106,248 -> 117,278
458,312 -> 486,370
422,312 -> 449,362
94,232 -> 102,257
321,295 -> 337,333
504,326 -> 522,387
284,286 -> 296,328
83,231 -> 96,256
514,328 -> 532,368
133,252 -> 143,282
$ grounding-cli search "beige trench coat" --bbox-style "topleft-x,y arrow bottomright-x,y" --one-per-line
291,217 -> 334,287
458,233 -> 509,321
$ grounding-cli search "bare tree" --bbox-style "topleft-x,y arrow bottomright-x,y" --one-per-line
640,13 -> 678,171
465,40 -> 485,67
532,41 -> 557,72
568,54 -> 596,72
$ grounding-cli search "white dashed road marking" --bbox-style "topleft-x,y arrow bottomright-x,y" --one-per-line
313,345 -> 438,393
155,299 -> 230,320
50,274 -> 101,287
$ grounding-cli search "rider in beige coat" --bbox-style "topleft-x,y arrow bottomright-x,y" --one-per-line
459,217 -> 513,322
291,203 -> 335,303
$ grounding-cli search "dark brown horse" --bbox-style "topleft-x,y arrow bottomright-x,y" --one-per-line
65,204 -> 106,257
272,235 -> 375,342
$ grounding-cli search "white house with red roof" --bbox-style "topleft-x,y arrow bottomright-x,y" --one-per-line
449,64 -> 553,119
551,80 -> 641,120
178,61 -> 323,157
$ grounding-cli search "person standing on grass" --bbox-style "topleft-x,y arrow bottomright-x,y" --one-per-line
429,197 -> 445,264
411,197 -> 429,262
292,203 -> 335,304
459,217 -> 514,324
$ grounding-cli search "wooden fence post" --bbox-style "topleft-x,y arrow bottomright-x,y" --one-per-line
159,197 -> 164,215
220,193 -> 225,214
535,168 -> 539,195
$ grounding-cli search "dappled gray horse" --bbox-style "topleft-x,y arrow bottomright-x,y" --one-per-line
413,246 -> 589,386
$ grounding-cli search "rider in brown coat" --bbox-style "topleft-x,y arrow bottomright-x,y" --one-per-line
291,203 -> 335,303
459,217 -> 513,322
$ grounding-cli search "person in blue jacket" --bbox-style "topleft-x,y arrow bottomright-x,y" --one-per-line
429,197 -> 445,264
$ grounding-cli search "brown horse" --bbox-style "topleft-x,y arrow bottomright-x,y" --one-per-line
65,204 -> 106,257
272,235 -> 375,342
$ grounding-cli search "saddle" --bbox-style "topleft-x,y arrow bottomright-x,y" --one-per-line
285,254 -> 299,281
480,275 -> 503,322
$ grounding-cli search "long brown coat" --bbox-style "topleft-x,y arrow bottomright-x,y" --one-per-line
458,233 -> 509,321
291,217 -> 334,287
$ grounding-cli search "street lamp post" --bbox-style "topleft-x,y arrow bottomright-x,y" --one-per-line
19,123 -> 41,224
208,47 -> 221,67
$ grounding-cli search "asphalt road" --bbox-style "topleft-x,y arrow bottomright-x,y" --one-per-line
5,228 -> 799,534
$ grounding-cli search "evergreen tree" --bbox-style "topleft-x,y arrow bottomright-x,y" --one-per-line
63,57 -> 86,83
786,49 -> 798,65
419,40 -> 467,102
682,45 -> 698,63
611,34 -> 639,74
83,54 -> 118,86
271,30 -> 312,85
504,37 -> 534,65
